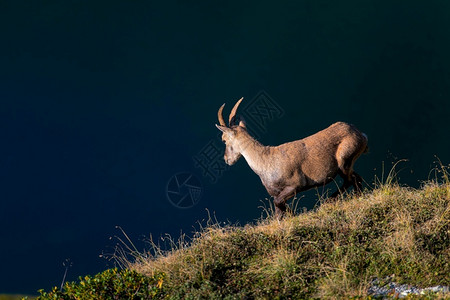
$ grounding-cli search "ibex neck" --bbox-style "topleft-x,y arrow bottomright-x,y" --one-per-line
239,133 -> 270,176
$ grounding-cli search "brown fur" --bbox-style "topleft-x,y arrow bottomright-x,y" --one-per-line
216,99 -> 368,218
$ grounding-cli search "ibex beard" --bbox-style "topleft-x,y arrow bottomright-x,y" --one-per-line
216,97 -> 368,219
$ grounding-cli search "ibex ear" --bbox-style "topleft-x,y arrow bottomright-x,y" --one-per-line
238,119 -> 246,129
215,124 -> 231,133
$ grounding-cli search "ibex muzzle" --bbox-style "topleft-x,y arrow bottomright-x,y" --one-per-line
216,98 -> 368,218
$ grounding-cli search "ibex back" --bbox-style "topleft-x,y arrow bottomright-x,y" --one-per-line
216,98 -> 368,218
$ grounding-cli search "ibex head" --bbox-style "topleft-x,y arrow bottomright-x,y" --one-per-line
215,97 -> 247,166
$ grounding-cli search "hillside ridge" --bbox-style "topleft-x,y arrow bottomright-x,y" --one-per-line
38,170 -> 449,299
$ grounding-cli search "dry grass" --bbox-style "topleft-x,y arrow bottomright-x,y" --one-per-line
104,165 -> 450,299
34,161 -> 449,299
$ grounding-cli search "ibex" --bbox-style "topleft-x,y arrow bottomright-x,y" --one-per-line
216,98 -> 368,218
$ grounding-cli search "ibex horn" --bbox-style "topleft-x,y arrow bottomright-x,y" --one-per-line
229,97 -> 244,125
218,103 -> 227,126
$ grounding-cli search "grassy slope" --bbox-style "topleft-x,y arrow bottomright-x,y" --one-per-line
38,175 -> 449,299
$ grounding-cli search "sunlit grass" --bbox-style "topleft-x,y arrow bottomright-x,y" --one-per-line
37,163 -> 450,299
115,167 -> 448,298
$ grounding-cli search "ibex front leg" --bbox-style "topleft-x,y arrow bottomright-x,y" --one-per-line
273,186 -> 296,220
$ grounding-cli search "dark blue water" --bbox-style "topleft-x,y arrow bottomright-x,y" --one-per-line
1,1 -> 449,295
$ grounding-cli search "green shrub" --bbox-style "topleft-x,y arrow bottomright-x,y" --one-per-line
37,268 -> 164,300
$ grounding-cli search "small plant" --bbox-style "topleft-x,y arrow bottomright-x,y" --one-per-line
37,268 -> 164,300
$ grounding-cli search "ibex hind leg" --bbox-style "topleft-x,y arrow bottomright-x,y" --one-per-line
332,138 -> 365,198
330,171 -> 353,198
330,169 -> 363,199
351,172 -> 363,194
